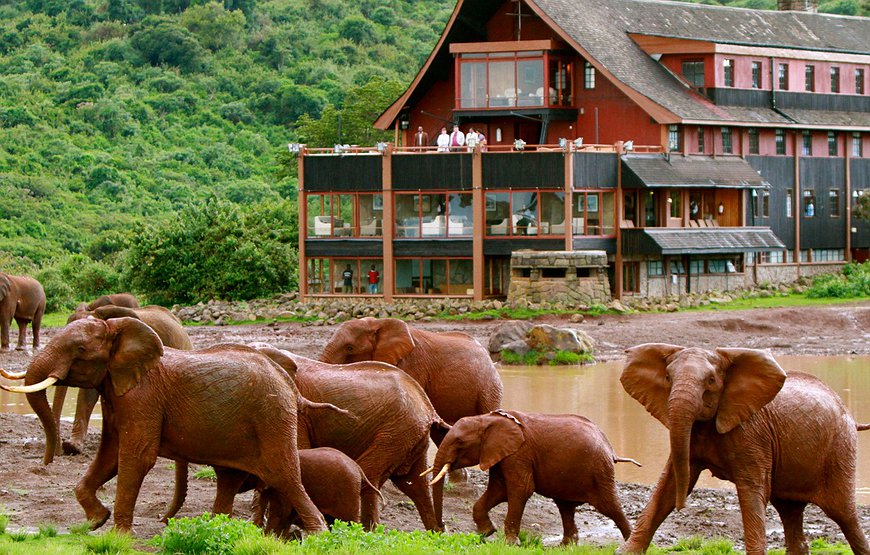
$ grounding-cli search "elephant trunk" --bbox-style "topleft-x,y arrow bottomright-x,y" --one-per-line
24,349 -> 71,465
319,345 -> 343,364
667,384 -> 702,511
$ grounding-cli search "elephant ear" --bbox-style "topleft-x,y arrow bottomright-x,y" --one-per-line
0,274 -> 9,302
715,348 -> 786,434
94,305 -> 140,321
621,343 -> 685,428
105,317 -> 164,397
372,318 -> 415,365
479,413 -> 525,471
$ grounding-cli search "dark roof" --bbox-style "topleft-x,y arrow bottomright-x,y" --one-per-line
621,154 -> 768,189
529,0 -> 870,125
623,227 -> 785,255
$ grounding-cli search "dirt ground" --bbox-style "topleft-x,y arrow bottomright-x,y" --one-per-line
0,302 -> 868,550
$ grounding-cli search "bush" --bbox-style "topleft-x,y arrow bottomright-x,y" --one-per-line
151,513 -> 262,555
806,262 -> 870,298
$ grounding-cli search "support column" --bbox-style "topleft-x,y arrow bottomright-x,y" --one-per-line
614,141 -> 624,300
382,146 -> 395,302
793,132 -> 801,269
564,142 -> 574,251
472,146 -> 484,301
845,136 -> 852,262
298,147 -> 308,302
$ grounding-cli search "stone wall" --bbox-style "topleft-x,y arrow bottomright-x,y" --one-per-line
507,250 -> 611,305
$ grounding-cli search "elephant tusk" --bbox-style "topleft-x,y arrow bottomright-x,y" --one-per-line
0,377 -> 58,394
429,464 -> 450,485
419,465 -> 435,477
0,368 -> 27,380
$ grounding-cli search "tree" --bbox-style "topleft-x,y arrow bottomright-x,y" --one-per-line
180,1 -> 246,52
854,191 -> 870,222
130,17 -> 208,72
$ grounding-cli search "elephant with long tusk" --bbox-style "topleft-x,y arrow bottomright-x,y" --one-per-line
0,375 -> 58,394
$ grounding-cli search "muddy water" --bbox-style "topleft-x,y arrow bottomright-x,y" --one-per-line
500,355 -> 870,504
2,355 -> 868,503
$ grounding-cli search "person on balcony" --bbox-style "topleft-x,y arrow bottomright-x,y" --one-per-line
413,126 -> 429,147
436,127 -> 450,152
449,124 -> 465,151
466,127 -> 479,151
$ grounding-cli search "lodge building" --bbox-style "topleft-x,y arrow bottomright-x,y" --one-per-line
297,0 -> 869,302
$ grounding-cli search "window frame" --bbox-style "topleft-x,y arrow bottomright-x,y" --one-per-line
775,129 -> 786,155
828,189 -> 840,218
805,64 -> 815,92
394,257 -> 474,296
778,63 -> 789,90
830,66 -> 840,93
723,58 -> 734,87
584,61 -> 596,89
306,192 -> 384,239
856,68 -> 865,95
748,128 -> 759,155
572,190 -> 616,236
828,131 -> 837,156
681,60 -> 705,88
721,127 -> 733,154
456,50 -> 572,110
751,61 -> 762,89
802,130 -> 812,156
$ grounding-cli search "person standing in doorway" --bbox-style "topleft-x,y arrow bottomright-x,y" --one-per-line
413,126 -> 429,147
367,265 -> 380,294
342,264 -> 354,294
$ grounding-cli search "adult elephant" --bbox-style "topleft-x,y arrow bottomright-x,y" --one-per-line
0,273 -> 45,351
320,317 -> 503,426
52,304 -> 193,458
0,318 -> 326,535
81,293 -> 140,311
255,345 -> 450,531
618,343 -> 869,555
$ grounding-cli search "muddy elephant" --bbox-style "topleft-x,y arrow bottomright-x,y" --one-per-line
320,317 -> 503,426
619,344 -> 870,555
0,318 -> 326,535
51,304 -> 194,458
81,293 -> 140,311
0,273 -> 45,351
430,409 -> 636,545
256,345 -> 450,531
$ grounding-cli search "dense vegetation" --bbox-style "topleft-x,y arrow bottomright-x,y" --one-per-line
1,0 -> 866,307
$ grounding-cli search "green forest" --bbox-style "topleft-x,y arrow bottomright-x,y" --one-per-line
1,0 -> 866,308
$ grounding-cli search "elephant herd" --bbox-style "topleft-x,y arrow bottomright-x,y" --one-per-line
0,284 -> 867,555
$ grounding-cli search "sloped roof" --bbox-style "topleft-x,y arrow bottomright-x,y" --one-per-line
625,227 -> 785,255
375,0 -> 870,130
621,154 -> 768,189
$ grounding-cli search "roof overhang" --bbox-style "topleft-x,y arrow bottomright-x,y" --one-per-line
621,154 -> 768,189
623,227 -> 785,256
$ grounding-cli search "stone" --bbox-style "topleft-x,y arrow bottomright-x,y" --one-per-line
500,339 -> 530,356
527,324 -> 594,355
488,320 -> 534,354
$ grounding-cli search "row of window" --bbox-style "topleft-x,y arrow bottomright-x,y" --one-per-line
714,59 -> 866,94
456,52 -> 574,110
647,257 -> 741,276
756,249 -> 846,264
670,127 -> 864,157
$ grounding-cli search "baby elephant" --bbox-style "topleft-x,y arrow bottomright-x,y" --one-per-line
429,409 -> 638,545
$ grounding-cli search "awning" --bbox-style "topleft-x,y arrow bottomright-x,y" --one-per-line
622,154 -> 768,189
622,227 -> 785,255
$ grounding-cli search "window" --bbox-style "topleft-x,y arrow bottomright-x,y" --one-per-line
689,259 -> 704,276
395,258 -> 473,295
484,190 -> 565,237
751,61 -> 762,89
669,260 -> 686,275
805,65 -> 815,92
830,67 -> 840,93
668,125 -> 680,152
857,68 -> 865,95
458,51 -> 568,109
723,59 -> 734,87
697,126 -> 705,153
802,130 -> 812,156
395,192 -> 472,238
307,193 -> 382,238
786,188 -> 793,218
622,262 -> 640,293
778,63 -> 789,90
721,127 -> 733,154
813,249 -> 844,262
760,250 -> 784,264
669,190 -> 681,219
572,191 -> 615,235
584,61 -> 596,89
648,260 -> 664,276
803,189 -> 816,217
800,250 -> 811,263
754,189 -> 770,218
748,128 -> 759,154
775,129 -> 786,155
682,61 -> 705,88
853,132 -> 863,157
306,258 -> 384,295
828,131 -> 837,156
829,189 -> 840,217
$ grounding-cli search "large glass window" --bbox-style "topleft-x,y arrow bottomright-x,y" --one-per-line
697,126 -> 705,153
668,125 -> 680,152
395,192 -> 471,238
681,61 -> 704,88
306,258 -> 383,295
458,51 -> 569,109
572,191 -> 614,235
307,193 -> 382,238
484,191 -> 565,237
395,258 -> 472,296
460,60 -> 487,108
669,190 -> 681,219
549,58 -> 573,106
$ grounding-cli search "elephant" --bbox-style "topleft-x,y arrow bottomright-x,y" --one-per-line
0,317 -> 327,535
320,317 -> 503,427
429,409 -> 637,545
252,345 -> 450,531
0,273 -> 45,351
82,293 -> 140,311
52,304 -> 193,458
618,343 -> 870,555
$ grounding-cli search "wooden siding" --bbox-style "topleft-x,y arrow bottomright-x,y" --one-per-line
304,155 -> 382,192
392,153 -> 473,190
798,158 -> 846,249
482,152 -> 565,189
483,238 -> 566,255
393,240 -> 473,257
746,155 -> 796,248
305,240 -> 384,257
708,88 -> 870,113
851,158 -> 870,249
574,152 -> 618,189
572,237 -> 617,251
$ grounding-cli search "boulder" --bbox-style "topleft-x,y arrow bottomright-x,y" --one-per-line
526,324 -> 594,355
488,320 -> 534,354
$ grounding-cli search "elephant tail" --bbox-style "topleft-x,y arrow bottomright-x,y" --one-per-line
360,473 -> 385,510
858,423 -> 870,432
614,456 -> 642,467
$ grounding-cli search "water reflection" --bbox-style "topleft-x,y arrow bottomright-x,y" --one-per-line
500,355 -> 870,504
1,355 -> 868,503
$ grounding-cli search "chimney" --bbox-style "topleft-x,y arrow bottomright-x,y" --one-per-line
777,0 -> 818,12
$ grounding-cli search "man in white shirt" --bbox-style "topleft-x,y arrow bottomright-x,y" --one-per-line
436,127 -> 450,152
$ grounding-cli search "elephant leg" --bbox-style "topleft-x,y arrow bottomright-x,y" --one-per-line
1,314 -> 10,350
502,477 -> 533,545
65,388 -> 100,455
257,438 -> 325,534
554,500 -> 579,545
113,437 -> 160,532
14,317 -> 28,350
472,470 -> 506,537
771,498 -> 809,555
212,467 -> 251,516
30,305 -> 42,349
389,454 -> 442,532
161,460 -> 189,523
590,488 -> 633,541
735,482 -> 769,555
51,386 -> 68,459
620,460 -> 702,554
75,417 -> 119,530
816,498 -> 870,555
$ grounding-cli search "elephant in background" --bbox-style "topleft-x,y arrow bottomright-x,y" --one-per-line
0,273 -> 45,351
255,345 -> 450,531
619,344 -> 869,555
81,293 -> 140,311
0,318 -> 326,535
54,304 -> 193,457
320,317 -> 503,426
430,410 -> 636,545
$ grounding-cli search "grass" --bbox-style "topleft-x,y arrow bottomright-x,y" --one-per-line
193,467 -> 217,481
501,349 -> 595,366
682,292 -> 870,312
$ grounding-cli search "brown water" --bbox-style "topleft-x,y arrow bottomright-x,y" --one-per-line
2,355 -> 868,503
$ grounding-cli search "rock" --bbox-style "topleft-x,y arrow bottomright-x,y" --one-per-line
569,313 -> 584,323
526,324 -> 594,355
500,339 -> 530,356
488,321 -> 534,354
608,299 -> 631,313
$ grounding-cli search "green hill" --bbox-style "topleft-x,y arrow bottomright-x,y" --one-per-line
0,0 -> 864,307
